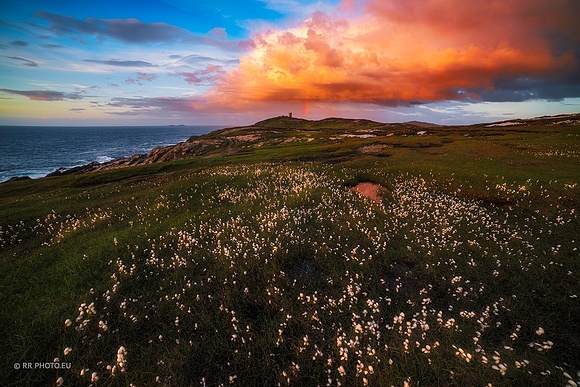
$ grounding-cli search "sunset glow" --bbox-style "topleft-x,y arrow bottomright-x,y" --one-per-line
1,0 -> 579,125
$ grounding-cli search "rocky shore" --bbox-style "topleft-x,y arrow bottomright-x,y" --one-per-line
47,137 -> 225,176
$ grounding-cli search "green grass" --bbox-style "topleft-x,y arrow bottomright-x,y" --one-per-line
1,119 -> 579,386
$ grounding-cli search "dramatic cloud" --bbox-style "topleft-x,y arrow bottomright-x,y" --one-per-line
211,0 -> 580,107
0,88 -> 84,101
83,59 -> 156,68
7,56 -> 38,67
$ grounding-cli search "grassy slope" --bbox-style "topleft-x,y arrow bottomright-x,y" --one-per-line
1,117 -> 579,386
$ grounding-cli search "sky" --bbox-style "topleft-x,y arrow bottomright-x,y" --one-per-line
0,0 -> 579,126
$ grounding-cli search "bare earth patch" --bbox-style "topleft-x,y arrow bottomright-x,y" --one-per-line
358,144 -> 388,154
351,182 -> 385,202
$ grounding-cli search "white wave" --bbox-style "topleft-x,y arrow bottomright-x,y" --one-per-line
96,156 -> 114,163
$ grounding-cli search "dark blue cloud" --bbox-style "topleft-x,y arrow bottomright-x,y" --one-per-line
84,59 -> 156,68
467,75 -> 580,103
7,56 -> 38,67
10,40 -> 29,46
0,88 -> 85,101
33,11 -> 252,50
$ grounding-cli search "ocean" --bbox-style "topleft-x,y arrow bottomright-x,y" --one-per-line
0,125 -> 221,183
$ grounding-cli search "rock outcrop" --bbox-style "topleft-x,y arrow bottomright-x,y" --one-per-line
48,138 -> 226,176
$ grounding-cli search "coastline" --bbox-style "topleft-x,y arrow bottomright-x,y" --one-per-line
0,125 -> 220,183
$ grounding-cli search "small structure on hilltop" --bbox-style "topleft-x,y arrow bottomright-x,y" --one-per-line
289,112 -> 293,118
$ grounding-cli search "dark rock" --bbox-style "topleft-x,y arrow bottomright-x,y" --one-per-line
4,176 -> 32,183
47,162 -> 100,176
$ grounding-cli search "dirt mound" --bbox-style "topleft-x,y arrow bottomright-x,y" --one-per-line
351,182 -> 386,202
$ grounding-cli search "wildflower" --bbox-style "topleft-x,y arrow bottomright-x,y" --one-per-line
91,372 -> 99,382
492,363 -> 507,375
536,327 -> 545,335
117,346 -> 127,372
63,347 -> 72,356
64,319 -> 72,327
56,377 -> 64,386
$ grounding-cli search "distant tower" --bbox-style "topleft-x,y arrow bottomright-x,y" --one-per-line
289,112 -> 293,118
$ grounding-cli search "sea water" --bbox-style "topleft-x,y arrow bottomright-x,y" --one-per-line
0,125 -> 220,182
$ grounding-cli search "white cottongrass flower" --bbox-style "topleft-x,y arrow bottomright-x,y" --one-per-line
116,346 -> 127,372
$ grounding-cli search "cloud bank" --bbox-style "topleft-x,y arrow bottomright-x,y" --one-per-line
83,59 -> 156,68
34,11 -> 252,50
0,89 -> 85,101
211,0 -> 580,107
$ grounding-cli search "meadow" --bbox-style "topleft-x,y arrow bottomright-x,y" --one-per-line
1,116 -> 579,386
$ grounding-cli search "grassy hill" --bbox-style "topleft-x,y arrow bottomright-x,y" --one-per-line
1,115 -> 579,386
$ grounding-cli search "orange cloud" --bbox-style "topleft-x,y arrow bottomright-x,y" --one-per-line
209,0 -> 579,108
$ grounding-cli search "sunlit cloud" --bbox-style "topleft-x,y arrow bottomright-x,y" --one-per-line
211,0 -> 580,109
1,0 -> 579,125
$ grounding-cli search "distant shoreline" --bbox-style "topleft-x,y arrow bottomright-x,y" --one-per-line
0,125 -> 221,183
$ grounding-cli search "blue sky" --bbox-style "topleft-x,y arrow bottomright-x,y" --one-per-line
1,0 -> 579,126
